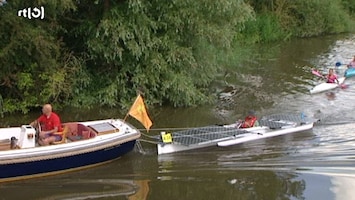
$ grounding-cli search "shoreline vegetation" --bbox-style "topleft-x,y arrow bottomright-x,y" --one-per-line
1,0 -> 355,116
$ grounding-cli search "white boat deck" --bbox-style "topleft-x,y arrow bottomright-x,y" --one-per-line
0,119 -> 140,160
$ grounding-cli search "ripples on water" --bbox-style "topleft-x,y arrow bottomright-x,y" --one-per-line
262,43 -> 355,175
199,34 -> 355,199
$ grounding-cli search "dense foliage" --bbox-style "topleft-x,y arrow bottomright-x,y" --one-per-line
0,0 -> 354,115
239,0 -> 355,43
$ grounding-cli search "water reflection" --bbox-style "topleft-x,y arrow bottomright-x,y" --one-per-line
157,153 -> 307,199
0,179 -> 147,200
128,180 -> 150,200
325,92 -> 336,101
299,172 -> 355,200
330,175 -> 355,200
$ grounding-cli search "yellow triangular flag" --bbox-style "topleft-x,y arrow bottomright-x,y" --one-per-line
128,94 -> 153,131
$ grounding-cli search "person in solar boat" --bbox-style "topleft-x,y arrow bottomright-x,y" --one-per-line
347,56 -> 355,68
30,104 -> 63,146
239,110 -> 259,128
325,68 -> 339,84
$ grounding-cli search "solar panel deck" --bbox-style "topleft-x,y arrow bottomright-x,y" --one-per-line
158,113 -> 313,146
169,126 -> 249,146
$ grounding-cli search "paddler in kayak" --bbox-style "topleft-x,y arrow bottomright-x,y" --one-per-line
325,68 -> 339,84
239,110 -> 259,128
347,55 -> 355,68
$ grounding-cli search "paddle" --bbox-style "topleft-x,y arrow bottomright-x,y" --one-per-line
335,61 -> 351,68
311,69 -> 325,78
339,82 -> 348,89
311,69 -> 347,89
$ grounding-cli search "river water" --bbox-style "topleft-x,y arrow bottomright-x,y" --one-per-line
1,34 -> 355,200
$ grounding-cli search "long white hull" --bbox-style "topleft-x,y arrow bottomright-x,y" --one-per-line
217,123 -> 313,147
310,77 -> 346,94
157,113 -> 314,155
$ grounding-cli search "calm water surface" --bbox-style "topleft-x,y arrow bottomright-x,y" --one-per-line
1,34 -> 355,200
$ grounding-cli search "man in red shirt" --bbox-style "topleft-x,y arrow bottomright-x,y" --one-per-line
30,104 -> 63,145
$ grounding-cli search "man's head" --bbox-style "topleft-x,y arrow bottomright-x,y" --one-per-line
42,104 -> 52,116
329,68 -> 334,74
248,110 -> 256,116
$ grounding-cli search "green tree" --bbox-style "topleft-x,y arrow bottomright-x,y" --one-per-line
1,0 -> 354,115
291,0 -> 354,36
71,0 -> 255,107
0,0 -> 82,113
242,0 -> 354,41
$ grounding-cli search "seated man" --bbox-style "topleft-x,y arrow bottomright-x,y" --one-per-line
240,110 -> 259,128
30,104 -> 63,145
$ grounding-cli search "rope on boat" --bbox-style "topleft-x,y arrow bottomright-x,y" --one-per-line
138,127 -> 194,140
137,127 -> 194,132
135,138 -> 162,155
138,125 -> 232,136
140,132 -> 157,139
138,138 -> 160,144
135,140 -> 146,154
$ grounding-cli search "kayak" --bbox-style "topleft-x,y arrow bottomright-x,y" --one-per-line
344,68 -> 355,78
309,77 -> 346,94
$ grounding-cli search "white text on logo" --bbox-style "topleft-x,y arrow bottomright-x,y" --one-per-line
18,6 -> 44,20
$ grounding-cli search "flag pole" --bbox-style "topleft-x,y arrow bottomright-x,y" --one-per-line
123,112 -> 129,122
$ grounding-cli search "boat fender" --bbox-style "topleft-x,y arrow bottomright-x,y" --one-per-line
257,133 -> 262,135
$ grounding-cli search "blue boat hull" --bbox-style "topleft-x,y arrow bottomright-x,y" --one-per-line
344,68 -> 355,78
0,140 -> 136,181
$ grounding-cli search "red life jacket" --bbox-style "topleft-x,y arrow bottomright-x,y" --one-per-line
326,74 -> 337,83
241,115 -> 257,128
